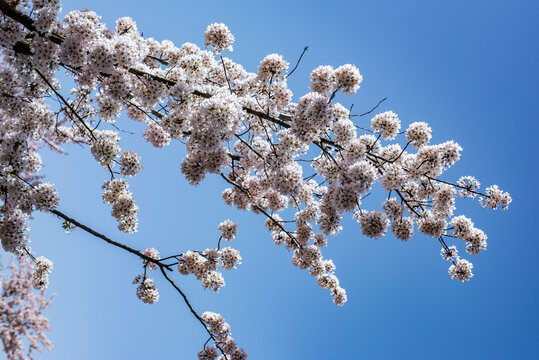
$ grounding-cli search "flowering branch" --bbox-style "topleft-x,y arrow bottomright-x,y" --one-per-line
0,0 -> 512,358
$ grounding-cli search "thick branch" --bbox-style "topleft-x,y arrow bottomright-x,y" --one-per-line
0,0 -> 36,32
0,0 -> 63,44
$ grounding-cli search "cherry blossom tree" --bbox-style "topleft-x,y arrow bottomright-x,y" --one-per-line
0,258 -> 53,360
0,0 -> 512,358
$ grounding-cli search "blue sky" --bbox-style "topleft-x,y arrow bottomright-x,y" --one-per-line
9,0 -> 539,359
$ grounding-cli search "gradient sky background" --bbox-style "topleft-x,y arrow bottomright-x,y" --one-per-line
4,0 -> 538,359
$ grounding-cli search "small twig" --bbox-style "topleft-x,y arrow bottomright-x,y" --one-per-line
217,236 -> 223,251
286,46 -> 308,78
33,67 -> 97,141
219,54 -> 234,94
351,97 -> 388,117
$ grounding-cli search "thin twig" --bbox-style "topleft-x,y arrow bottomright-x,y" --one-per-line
351,97 -> 388,117
159,267 -> 229,359
286,46 -> 308,78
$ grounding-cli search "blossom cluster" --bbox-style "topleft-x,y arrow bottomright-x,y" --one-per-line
136,221 -> 242,299
102,179 -> 139,233
141,247 -> 160,270
119,150 -> 144,177
439,244 -> 475,282
217,219 -> 238,241
132,275 -> 159,304
177,246 -> 242,292
309,64 -> 363,96
199,311 -> 247,360
32,256 -> 54,290
204,23 -> 234,53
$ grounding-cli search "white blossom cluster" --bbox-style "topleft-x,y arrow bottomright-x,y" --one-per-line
356,210 -> 390,239
32,256 -> 53,290
31,182 -> 59,211
217,219 -> 238,241
199,311 -> 247,360
257,54 -> 289,82
132,275 -> 159,304
102,179 -> 139,233
481,185 -> 512,210
438,215 -> 485,282
133,248 -> 162,304
448,259 -> 474,282
405,122 -> 432,148
142,247 -> 160,270
119,150 -> 144,177
371,111 -> 400,140
177,247 -> 242,292
440,245 -> 458,262
204,23 -> 234,53
450,215 -> 488,256
90,130 -> 120,168
143,122 -> 170,149
457,176 -> 480,198
0,209 -> 30,253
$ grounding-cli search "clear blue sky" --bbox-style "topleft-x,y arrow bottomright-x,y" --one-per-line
15,0 -> 539,359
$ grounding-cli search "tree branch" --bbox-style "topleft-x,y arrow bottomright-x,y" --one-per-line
159,267 -> 229,359
286,46 -> 308,78
49,209 -> 173,271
